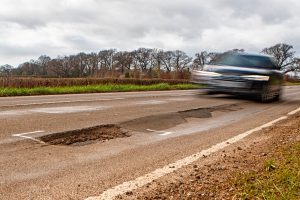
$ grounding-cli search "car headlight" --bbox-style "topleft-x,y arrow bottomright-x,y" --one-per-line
193,71 -> 221,77
241,75 -> 270,81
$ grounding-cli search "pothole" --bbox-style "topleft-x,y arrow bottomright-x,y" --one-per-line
121,104 -> 242,132
39,124 -> 129,146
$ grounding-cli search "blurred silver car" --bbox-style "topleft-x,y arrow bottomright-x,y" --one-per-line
191,53 -> 283,102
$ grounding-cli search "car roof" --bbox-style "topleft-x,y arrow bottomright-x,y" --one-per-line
229,52 -> 273,59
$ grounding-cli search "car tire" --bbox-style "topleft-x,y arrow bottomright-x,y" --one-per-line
259,83 -> 272,103
273,88 -> 282,102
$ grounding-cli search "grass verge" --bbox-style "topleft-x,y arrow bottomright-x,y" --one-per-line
235,141 -> 300,200
284,81 -> 300,86
0,83 -> 200,97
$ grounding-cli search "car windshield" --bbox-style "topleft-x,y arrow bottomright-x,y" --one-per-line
211,54 -> 277,69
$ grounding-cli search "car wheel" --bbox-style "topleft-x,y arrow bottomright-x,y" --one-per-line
273,88 -> 282,102
259,83 -> 272,103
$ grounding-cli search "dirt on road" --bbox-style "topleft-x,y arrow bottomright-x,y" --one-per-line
40,124 -> 129,146
119,114 -> 300,200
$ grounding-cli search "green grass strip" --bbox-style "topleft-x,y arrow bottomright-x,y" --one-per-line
284,81 -> 300,86
235,142 -> 300,200
0,83 -> 201,97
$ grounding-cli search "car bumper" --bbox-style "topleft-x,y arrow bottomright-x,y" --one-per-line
191,73 -> 266,95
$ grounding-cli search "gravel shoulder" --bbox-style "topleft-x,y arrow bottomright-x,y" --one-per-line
119,113 -> 300,200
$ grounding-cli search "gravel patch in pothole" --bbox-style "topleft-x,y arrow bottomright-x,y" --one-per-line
39,124 -> 129,146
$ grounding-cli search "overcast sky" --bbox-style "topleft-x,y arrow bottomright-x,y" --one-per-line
1,0 -> 300,66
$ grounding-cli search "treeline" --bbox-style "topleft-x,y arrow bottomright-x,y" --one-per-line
1,43 -> 300,79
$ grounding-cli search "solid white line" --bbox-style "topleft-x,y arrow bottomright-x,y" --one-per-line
288,107 -> 300,115
12,130 -> 44,136
86,107 -> 300,200
15,135 -> 46,143
12,130 -> 45,144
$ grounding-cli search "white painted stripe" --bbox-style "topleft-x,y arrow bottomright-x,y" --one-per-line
136,100 -> 167,105
12,130 -> 45,144
14,135 -> 45,143
146,129 -> 174,136
86,107 -> 300,200
0,98 -> 125,108
288,107 -> 300,115
12,130 -> 44,136
158,132 -> 174,136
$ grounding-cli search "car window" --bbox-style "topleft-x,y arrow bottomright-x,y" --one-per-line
212,54 -> 277,69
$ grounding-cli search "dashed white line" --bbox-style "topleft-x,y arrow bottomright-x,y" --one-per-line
146,129 -> 174,136
158,132 -> 174,136
0,98 -> 125,108
86,107 -> 300,200
136,100 -> 167,105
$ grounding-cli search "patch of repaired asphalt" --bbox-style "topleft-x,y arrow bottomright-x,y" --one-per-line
39,125 -> 129,146
121,104 -> 242,132
39,104 -> 241,146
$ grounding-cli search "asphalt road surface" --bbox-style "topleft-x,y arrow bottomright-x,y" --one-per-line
0,86 -> 300,200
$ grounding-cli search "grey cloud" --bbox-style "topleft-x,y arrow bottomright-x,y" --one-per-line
218,0 -> 294,24
1,0 -> 300,66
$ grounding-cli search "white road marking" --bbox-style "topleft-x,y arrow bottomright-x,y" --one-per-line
0,110 -> 29,116
167,97 -> 192,101
0,106 -> 110,116
86,107 -> 300,200
12,130 -> 45,144
158,132 -> 174,136
0,98 -> 125,108
136,100 -> 167,105
146,129 -> 174,136
31,105 -> 109,114
288,107 -> 300,115
14,130 -> 44,136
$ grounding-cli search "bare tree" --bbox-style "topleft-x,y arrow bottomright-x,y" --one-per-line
160,51 -> 174,72
37,55 -> 51,76
0,64 -> 13,76
193,51 -> 208,70
172,50 -> 192,78
290,58 -> 300,73
133,48 -> 153,74
151,49 -> 165,78
114,51 -> 133,75
173,50 -> 192,71
17,60 -> 42,76
261,43 -> 295,71
98,49 -> 116,77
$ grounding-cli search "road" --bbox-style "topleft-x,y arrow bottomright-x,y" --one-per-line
0,86 -> 300,199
